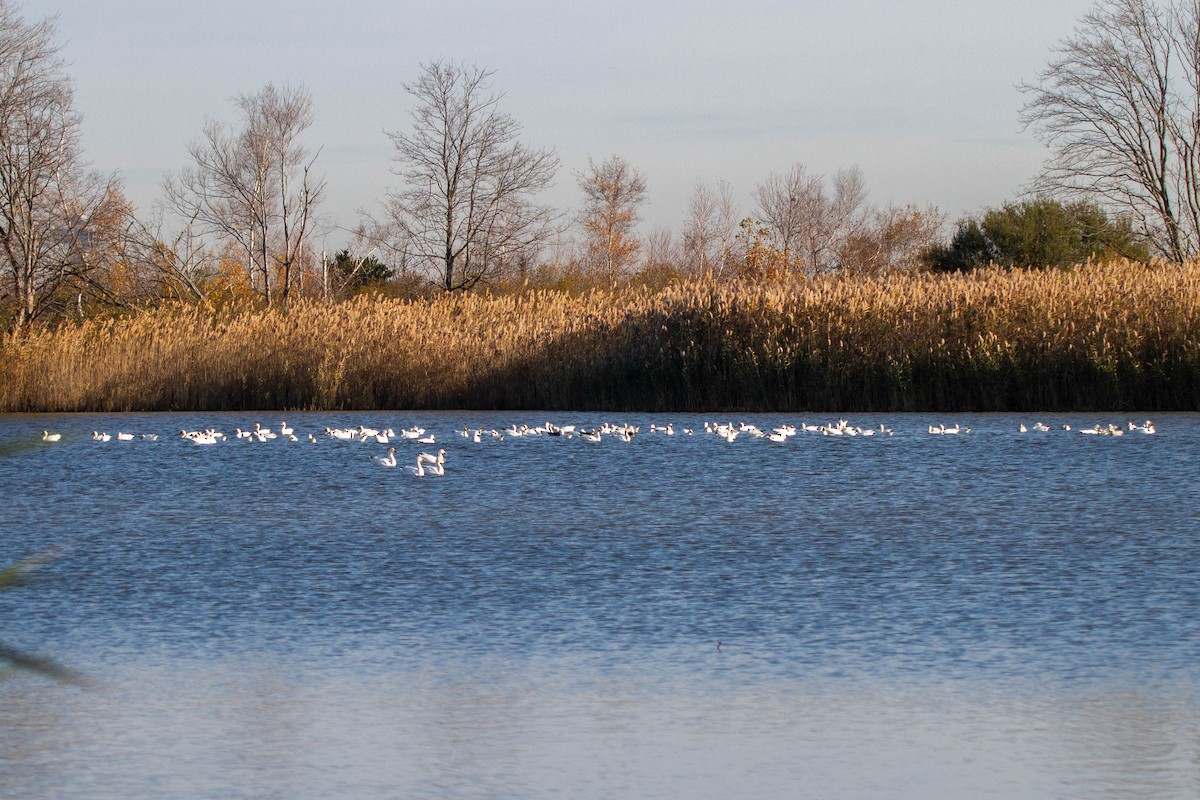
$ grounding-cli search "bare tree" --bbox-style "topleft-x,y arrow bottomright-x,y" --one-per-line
576,154 -> 648,282
382,61 -> 559,292
715,180 -> 739,275
118,205 -> 216,303
1020,0 -> 1200,262
165,83 -> 324,303
682,181 -> 718,274
838,203 -> 945,275
644,227 -> 677,268
752,164 -> 870,274
753,164 -> 821,266
826,166 -> 871,265
0,1 -> 123,331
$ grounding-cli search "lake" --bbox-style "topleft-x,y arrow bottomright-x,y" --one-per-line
1,411 -> 1198,799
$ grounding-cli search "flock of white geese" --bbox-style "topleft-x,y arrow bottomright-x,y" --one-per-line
36,416 -> 1159,477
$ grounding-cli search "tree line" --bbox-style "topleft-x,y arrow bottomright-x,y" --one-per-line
0,0 -> 1189,332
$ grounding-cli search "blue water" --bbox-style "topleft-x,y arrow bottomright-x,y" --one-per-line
1,412 -> 1198,798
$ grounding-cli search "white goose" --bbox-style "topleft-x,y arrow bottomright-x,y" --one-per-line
372,447 -> 398,467
418,448 -> 447,466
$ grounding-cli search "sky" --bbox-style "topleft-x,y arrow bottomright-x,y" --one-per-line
25,0 -> 1099,253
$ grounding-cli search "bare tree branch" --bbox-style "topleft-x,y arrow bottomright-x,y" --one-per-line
1020,0 -> 1200,262
164,83 -> 325,303
382,61 -> 560,291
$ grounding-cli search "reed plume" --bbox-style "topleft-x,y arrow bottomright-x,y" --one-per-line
2,260 -> 1197,412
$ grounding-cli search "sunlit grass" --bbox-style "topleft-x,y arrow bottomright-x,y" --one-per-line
1,259 -> 1197,411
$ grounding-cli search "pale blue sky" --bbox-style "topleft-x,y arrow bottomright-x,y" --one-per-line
27,1 -> 1096,250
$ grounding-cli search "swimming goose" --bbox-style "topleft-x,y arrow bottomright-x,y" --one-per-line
372,447 -> 398,467
418,449 -> 446,466
404,456 -> 444,476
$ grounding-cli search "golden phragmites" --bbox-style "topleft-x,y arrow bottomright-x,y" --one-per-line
1,259 -> 1197,412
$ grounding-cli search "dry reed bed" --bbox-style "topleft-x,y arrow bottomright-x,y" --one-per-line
2,260 -> 1198,411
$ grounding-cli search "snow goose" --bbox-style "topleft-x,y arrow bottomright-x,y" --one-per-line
418,448 -> 446,466
372,447 -> 399,467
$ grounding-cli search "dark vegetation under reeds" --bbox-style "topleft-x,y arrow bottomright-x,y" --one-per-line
2,261 -> 1198,413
